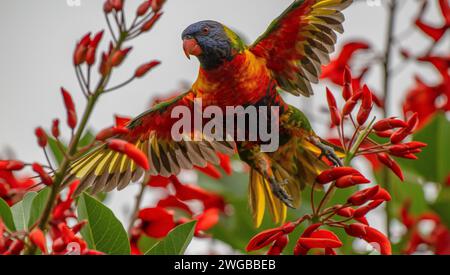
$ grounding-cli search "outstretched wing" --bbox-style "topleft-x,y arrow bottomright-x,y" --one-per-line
250,0 -> 353,96
68,91 -> 235,196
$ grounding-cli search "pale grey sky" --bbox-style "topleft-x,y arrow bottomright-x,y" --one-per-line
0,0 -> 444,253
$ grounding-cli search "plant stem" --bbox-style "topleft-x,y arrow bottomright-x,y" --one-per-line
382,0 -> 398,241
128,175 -> 149,235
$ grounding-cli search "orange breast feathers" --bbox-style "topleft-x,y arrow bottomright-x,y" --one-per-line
192,50 -> 273,107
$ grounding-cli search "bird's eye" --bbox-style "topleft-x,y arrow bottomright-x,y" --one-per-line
202,27 -> 210,35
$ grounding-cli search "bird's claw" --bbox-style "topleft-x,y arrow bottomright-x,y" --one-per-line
309,137 -> 343,167
269,180 -> 295,209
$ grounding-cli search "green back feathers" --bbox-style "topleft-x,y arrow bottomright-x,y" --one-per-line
223,25 -> 247,53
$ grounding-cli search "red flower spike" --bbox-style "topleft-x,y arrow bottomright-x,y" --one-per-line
357,85 -> 373,125
141,12 -> 163,32
347,185 -> 380,206
377,153 -> 404,181
267,234 -> 289,255
51,119 -> 60,139
137,1 -> 152,16
373,118 -> 408,132
345,223 -> 368,238
110,47 -> 132,67
390,113 -> 420,144
32,163 -> 53,186
108,139 -> 149,170
95,127 -> 130,141
138,207 -> 175,239
29,228 -> 47,254
35,127 -> 48,148
135,60 -> 161,78
61,88 -> 77,129
316,167 -> 362,185
335,175 -> 370,188
0,160 -> 25,171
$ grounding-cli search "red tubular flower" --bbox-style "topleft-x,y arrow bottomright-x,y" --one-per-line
335,175 -> 370,188
372,187 -> 392,202
110,47 -> 132,67
35,127 -> 48,148
373,118 -> 408,132
195,208 -> 220,235
32,163 -> 53,186
267,234 -> 289,255
342,66 -> 353,100
141,12 -> 163,32
246,222 -> 296,252
147,175 -> 171,187
138,207 -> 175,239
363,226 -> 392,255
137,1 -> 152,16
326,88 -> 341,126
135,60 -> 161,78
73,33 -> 91,66
377,153 -> 404,181
29,228 -> 47,254
157,195 -> 193,215
347,185 -> 380,206
108,139 -> 149,170
151,0 -> 166,12
316,167 -> 362,185
195,163 -> 222,179
61,88 -> 77,129
357,85 -> 373,125
51,119 -> 60,139
342,91 -> 362,116
390,113 -> 418,144
0,160 -> 25,171
110,0 -> 123,11
95,126 -> 130,141
2,239 -> 24,255
345,223 -> 368,238
353,200 -> 384,218
296,230 -> 343,253
415,18 -> 447,42
336,207 -> 369,225
86,31 -> 104,65
103,1 -> 113,13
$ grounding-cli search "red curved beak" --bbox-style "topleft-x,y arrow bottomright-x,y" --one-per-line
183,38 -> 202,59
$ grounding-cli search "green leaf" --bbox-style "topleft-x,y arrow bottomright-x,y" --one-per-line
0,198 -> 16,231
78,130 -> 95,148
431,188 -> 450,228
408,113 -> 450,184
28,187 -> 51,228
145,221 -> 197,255
47,138 -> 67,165
77,193 -> 130,255
11,192 -> 37,231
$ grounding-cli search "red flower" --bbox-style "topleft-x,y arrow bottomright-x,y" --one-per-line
347,185 -> 380,206
0,160 -> 25,171
344,223 -> 391,255
35,127 -> 48,148
377,153 -> 404,181
295,229 -> 342,255
335,175 -> 370,189
147,175 -> 171,187
246,222 -> 296,252
373,118 -> 408,132
321,41 -> 370,86
29,228 -> 47,254
157,195 -> 193,215
326,88 -> 341,126
51,119 -> 60,138
135,60 -> 161,78
316,167 -> 362,185
73,33 -> 91,65
141,12 -> 163,32
267,234 -> 289,255
95,126 -> 129,141
137,1 -> 152,16
195,208 -> 220,235
217,153 -> 232,175
108,139 -> 149,170
356,85 -> 373,125
32,163 -> 53,186
138,207 -> 175,239
61,88 -> 77,129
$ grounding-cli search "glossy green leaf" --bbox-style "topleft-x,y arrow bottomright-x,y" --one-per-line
77,193 -> 130,255
11,192 -> 37,231
47,138 -> 66,165
28,187 -> 51,228
0,198 -> 16,231
145,221 -> 197,255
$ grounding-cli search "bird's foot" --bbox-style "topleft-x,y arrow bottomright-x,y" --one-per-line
309,137 -> 343,167
269,179 -> 295,209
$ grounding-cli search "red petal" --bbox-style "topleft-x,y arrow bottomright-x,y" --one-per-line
29,228 -> 47,254
195,208 -> 220,233
139,207 -> 175,239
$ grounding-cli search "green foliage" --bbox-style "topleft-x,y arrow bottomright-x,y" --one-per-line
77,193 -> 130,255
28,187 -> 51,228
0,198 -> 16,231
11,191 -> 37,231
145,221 -> 197,255
431,188 -> 450,228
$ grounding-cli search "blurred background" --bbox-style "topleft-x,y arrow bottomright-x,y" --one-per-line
0,0 -> 448,254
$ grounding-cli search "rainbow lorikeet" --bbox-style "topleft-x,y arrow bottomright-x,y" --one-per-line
69,0 -> 352,226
